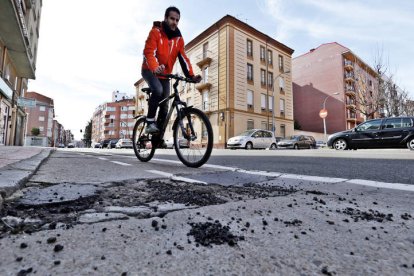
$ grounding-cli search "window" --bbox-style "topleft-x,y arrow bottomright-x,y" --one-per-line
120,114 -> 127,119
247,64 -> 253,81
247,90 -> 253,109
247,39 -> 253,57
280,124 -> 286,138
278,55 -> 284,71
128,106 -> 135,110
402,118 -> 413,127
39,116 -> 45,122
203,67 -> 209,83
247,119 -> 254,130
267,50 -> 273,65
106,106 -> 116,112
261,94 -> 266,111
268,72 -> 273,89
121,106 -> 128,111
39,126 -> 44,132
268,95 -> 274,111
280,99 -> 285,117
203,42 -> 209,59
384,118 -> 402,129
356,119 -> 382,131
279,78 -> 285,93
260,69 -> 266,86
260,46 -> 266,61
39,106 -> 46,111
261,121 -> 267,130
202,91 -> 209,111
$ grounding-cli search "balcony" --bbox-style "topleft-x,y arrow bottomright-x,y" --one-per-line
344,73 -> 355,82
196,56 -> 212,69
344,86 -> 356,96
0,0 -> 35,78
195,82 -> 212,92
344,60 -> 354,70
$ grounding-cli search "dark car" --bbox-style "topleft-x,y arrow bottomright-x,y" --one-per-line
107,139 -> 119,149
277,135 -> 313,149
99,139 -> 111,149
305,136 -> 316,149
327,117 -> 414,150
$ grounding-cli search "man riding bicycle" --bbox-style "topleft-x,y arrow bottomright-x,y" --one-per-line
142,6 -> 201,134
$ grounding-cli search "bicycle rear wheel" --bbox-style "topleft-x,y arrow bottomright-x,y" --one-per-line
173,108 -> 213,168
132,117 -> 156,162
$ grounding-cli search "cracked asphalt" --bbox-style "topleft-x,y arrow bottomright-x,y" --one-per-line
0,149 -> 413,275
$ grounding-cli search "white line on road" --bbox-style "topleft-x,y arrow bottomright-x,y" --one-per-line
147,170 -> 207,184
346,179 -> 414,192
97,157 -> 108,161
111,161 -> 132,166
105,155 -> 414,192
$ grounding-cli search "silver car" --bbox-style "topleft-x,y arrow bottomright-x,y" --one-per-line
115,139 -> 133,149
227,129 -> 277,150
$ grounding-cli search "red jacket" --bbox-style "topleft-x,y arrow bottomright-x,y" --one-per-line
142,21 -> 194,78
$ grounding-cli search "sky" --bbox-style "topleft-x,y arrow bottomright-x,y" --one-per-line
28,0 -> 414,140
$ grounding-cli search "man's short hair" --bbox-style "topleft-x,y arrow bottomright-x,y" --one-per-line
165,6 -> 180,18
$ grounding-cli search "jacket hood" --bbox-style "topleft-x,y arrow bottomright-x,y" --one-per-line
153,21 -> 182,39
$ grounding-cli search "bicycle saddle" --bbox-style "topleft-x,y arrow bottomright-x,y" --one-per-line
141,88 -> 152,94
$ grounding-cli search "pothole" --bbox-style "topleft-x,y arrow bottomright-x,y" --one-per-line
0,179 -> 297,237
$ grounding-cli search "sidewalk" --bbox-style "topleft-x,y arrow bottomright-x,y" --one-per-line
0,146 -> 53,209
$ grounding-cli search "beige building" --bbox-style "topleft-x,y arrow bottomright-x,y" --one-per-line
135,15 -> 294,147
0,0 -> 42,146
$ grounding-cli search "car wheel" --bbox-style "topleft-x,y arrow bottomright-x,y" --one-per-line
294,144 -> 299,150
407,137 -> 414,151
270,143 -> 277,150
245,142 -> 253,150
333,139 -> 348,150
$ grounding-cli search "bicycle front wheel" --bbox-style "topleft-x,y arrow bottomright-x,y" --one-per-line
173,108 -> 213,168
132,117 -> 156,162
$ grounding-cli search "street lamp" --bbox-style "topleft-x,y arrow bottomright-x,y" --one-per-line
320,92 -> 340,142
271,69 -> 291,135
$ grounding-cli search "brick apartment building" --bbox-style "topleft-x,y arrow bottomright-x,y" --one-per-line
0,0 -> 42,146
292,42 -> 378,135
24,91 -> 55,146
92,92 -> 136,144
135,15 -> 295,147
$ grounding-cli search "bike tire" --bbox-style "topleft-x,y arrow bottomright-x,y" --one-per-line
173,108 -> 213,168
132,117 -> 156,162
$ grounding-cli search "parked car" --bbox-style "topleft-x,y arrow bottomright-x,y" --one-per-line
277,135 -> 313,149
327,117 -> 414,150
306,135 -> 317,149
115,139 -> 133,149
99,139 -> 111,149
316,140 -> 327,148
93,142 -> 101,148
227,129 -> 277,150
165,137 -> 190,149
107,139 -> 119,149
67,143 -> 75,148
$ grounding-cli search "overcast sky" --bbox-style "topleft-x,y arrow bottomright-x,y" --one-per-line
28,0 -> 414,140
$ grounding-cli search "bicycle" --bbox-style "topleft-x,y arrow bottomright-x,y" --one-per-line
132,73 -> 213,168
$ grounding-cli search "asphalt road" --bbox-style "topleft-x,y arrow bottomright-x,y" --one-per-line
80,148 -> 414,185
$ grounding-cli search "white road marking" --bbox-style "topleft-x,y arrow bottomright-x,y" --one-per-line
97,157 -> 108,161
346,179 -> 414,192
106,154 -> 414,192
147,170 -> 207,184
111,161 -> 132,166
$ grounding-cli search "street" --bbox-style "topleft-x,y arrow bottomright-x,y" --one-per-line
0,148 -> 413,275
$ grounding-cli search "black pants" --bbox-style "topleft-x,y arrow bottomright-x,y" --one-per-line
141,69 -> 170,127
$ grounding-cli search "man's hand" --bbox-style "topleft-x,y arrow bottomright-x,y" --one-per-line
154,64 -> 165,74
191,75 -> 202,83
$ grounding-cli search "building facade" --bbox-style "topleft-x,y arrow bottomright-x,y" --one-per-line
135,15 -> 295,147
24,91 -> 54,146
292,42 -> 378,135
92,99 -> 136,143
0,0 -> 42,146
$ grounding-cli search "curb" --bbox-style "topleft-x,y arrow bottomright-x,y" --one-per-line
0,148 -> 54,211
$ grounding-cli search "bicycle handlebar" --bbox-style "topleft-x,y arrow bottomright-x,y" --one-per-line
156,73 -> 197,83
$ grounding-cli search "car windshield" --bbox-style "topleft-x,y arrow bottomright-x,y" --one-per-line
289,135 -> 300,140
237,130 -> 256,137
